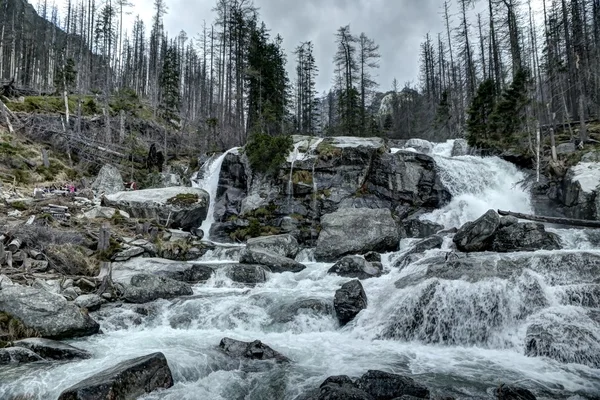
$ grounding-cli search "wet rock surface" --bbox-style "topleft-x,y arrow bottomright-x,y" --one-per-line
219,337 -> 290,363
334,280 -> 368,325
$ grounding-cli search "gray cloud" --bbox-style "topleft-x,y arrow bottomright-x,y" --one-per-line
161,0 -> 446,93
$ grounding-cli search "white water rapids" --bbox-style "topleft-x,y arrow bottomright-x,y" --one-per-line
1,140 -> 599,399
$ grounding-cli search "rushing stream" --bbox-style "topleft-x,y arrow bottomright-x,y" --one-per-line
1,140 -> 599,399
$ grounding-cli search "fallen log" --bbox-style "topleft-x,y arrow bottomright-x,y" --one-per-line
8,238 -> 22,253
498,210 -> 600,228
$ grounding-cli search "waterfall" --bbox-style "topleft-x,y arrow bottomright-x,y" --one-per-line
287,142 -> 302,213
191,148 -> 239,240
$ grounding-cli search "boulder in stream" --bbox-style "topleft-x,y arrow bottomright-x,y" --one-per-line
240,248 -> 306,273
57,352 -> 173,400
119,274 -> 193,304
496,383 -> 537,400
334,280 -> 368,326
491,222 -> 561,252
225,264 -> 269,286
328,256 -> 382,279
13,338 -> 91,361
355,370 -> 430,399
453,209 -> 500,252
219,337 -> 290,363
0,286 -> 99,339
0,347 -> 43,365
315,208 -> 399,261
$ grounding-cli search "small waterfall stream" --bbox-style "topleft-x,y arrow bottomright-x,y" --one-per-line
1,139 -> 598,400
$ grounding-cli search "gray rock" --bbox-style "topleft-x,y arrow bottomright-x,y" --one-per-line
560,162 -> 600,220
491,222 -> 561,252
318,378 -> 374,400
109,258 -> 213,284
404,138 -> 433,154
103,187 -> 209,231
120,274 -> 193,303
315,208 -> 399,261
112,246 -> 145,262
0,286 -> 99,339
91,164 -> 124,195
61,287 -> 80,301
334,280 -> 368,326
0,274 -> 14,288
225,264 -> 268,286
451,139 -> 468,157
74,294 -> 107,311
219,337 -> 290,363
328,256 -> 382,280
156,264 -> 214,283
0,347 -> 43,365
581,151 -> 600,163
57,352 -> 173,400
363,252 -> 381,263
400,218 -> 443,239
499,216 -> 518,227
556,142 -> 576,155
453,209 -> 500,252
14,338 -> 91,360
355,370 -> 430,399
496,383 -> 537,400
83,206 -> 130,220
240,248 -> 306,273
246,234 -> 300,259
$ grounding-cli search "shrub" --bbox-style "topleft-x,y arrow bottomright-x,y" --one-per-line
245,133 -> 293,175
166,193 -> 199,206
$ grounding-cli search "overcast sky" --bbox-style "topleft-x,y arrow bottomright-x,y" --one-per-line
122,0 -> 448,93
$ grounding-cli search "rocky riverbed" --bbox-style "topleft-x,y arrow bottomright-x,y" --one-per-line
0,137 -> 599,399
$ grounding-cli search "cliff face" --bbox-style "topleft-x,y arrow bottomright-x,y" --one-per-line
208,136 -> 450,244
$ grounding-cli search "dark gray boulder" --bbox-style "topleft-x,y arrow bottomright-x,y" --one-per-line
328,256 -> 382,280
240,248 -> 306,273
355,370 -> 430,399
0,347 -> 43,365
120,274 -> 193,303
334,280 -> 368,325
218,337 -> 290,363
453,209 -> 500,252
91,164 -> 124,195
315,208 -> 399,261
364,252 -> 381,263
491,223 -> 561,252
393,235 -> 444,269
13,338 -> 91,360
57,352 -> 173,400
111,258 -> 214,285
400,217 -> 444,239
496,384 -> 537,400
156,264 -> 214,283
246,234 -> 300,259
225,264 -> 269,286
0,286 -> 99,339
318,379 -> 374,400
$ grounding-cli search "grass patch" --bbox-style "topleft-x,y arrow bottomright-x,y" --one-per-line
292,170 -> 313,185
0,312 -> 40,345
316,140 -> 343,160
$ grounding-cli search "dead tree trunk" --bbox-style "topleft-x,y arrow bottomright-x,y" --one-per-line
498,210 -> 600,228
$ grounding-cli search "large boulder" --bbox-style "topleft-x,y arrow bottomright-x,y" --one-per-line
315,208 -> 399,261
246,234 -> 300,259
316,376 -> 375,400
240,248 -> 306,273
119,274 -> 193,304
13,338 -> 91,360
225,264 -> 269,286
271,298 -> 334,323
334,280 -> 368,326
559,162 -> 600,220
453,209 -> 500,252
355,370 -> 430,399
218,337 -> 290,363
0,286 -> 99,339
491,222 -> 561,252
451,139 -> 468,157
496,384 -> 537,400
91,164 -> 124,195
57,352 -> 173,400
328,256 -> 382,280
103,187 -> 209,230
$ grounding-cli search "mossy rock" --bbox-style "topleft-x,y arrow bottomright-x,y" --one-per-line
316,140 -> 343,160
292,170 -> 313,185
0,312 -> 40,345
166,193 -> 200,207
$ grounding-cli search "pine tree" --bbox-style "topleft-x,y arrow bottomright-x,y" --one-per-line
466,78 -> 496,146
159,42 -> 181,123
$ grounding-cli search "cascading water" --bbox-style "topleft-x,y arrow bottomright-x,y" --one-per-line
422,140 -> 533,228
191,148 -> 239,240
2,138 -> 599,400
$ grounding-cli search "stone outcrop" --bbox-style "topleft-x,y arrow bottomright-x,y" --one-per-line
556,162 -> 600,220
13,338 -> 91,360
57,352 -> 173,400
453,209 -> 500,252
0,286 -> 99,339
103,187 -> 209,230
246,234 -> 300,259
91,164 -> 124,195
118,274 -> 193,304
315,208 -> 399,261
218,337 -> 290,363
334,280 -> 368,326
